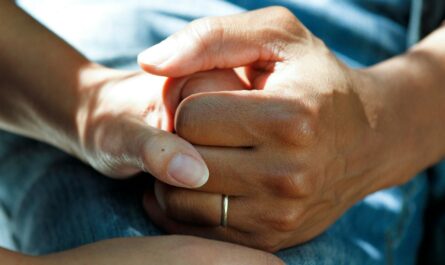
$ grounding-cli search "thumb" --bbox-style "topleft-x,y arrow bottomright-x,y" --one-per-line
138,6 -> 304,77
106,118 -> 209,188
142,128 -> 209,188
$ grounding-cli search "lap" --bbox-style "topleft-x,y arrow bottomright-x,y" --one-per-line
0,132 -> 162,254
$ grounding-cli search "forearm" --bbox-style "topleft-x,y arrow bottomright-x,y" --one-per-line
358,25 -> 445,187
0,248 -> 33,265
0,2 -> 110,157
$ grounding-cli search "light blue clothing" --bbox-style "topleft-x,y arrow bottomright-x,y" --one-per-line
0,0 -> 444,264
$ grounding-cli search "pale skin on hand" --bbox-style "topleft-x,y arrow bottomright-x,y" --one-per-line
139,7 -> 445,252
76,68 -> 247,184
0,2 -> 282,264
0,1 -> 248,190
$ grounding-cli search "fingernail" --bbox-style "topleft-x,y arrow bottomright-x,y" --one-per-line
138,39 -> 174,66
167,154 -> 209,187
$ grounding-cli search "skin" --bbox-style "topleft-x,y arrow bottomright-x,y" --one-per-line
1,0 -> 444,262
0,0 -> 244,189
0,1 -> 283,264
0,236 -> 283,265
139,7 -> 445,252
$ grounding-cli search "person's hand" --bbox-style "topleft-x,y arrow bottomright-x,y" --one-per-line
75,67 -> 246,188
28,236 -> 283,265
138,7 -> 435,251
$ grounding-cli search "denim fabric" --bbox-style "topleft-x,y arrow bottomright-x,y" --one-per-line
1,0 -> 443,264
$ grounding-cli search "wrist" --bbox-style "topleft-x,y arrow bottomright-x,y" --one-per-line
71,64 -> 129,160
73,66 -> 170,163
353,53 -> 445,189
46,63 -> 113,160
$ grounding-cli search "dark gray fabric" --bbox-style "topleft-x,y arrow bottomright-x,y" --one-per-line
416,2 -> 445,265
421,0 -> 445,37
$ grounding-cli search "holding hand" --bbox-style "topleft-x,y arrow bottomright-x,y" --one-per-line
75,68 -> 247,188
139,7 -> 435,251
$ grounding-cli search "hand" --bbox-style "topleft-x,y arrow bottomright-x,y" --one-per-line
76,67 -> 246,188
29,236 -> 283,265
0,1 -> 245,189
139,7 -> 433,251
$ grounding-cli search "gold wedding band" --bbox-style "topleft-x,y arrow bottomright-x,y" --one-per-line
221,194 -> 229,227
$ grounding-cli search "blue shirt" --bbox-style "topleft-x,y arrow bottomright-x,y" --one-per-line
16,0 -> 416,68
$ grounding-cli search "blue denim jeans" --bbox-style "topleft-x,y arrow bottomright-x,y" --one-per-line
1,0 -> 444,264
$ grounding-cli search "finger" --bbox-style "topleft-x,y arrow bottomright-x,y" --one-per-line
152,181 -> 254,231
175,89 -> 271,147
179,69 -> 249,99
154,181 -> 222,226
138,7 -> 304,77
162,69 -> 249,123
192,146 -> 262,196
176,88 -> 314,148
144,188 -> 249,237
144,191 -> 282,253
106,117 -> 209,188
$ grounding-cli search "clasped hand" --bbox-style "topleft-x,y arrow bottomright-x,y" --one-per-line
138,7 -> 410,252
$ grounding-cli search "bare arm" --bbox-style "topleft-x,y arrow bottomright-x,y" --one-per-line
0,3 -> 276,263
359,25 -> 445,188
0,1 -> 211,186
0,1 -> 98,157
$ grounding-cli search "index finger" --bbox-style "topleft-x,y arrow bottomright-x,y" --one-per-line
175,89 -> 275,147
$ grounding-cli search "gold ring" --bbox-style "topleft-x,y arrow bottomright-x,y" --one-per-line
221,194 -> 229,227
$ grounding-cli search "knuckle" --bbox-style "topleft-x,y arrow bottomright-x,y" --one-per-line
260,161 -> 317,198
300,101 -> 321,138
273,101 -> 320,146
268,210 -> 301,232
187,17 -> 223,52
261,6 -> 309,42
276,173 -> 316,198
268,6 -> 296,22
270,174 -> 309,198
296,105 -> 320,143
